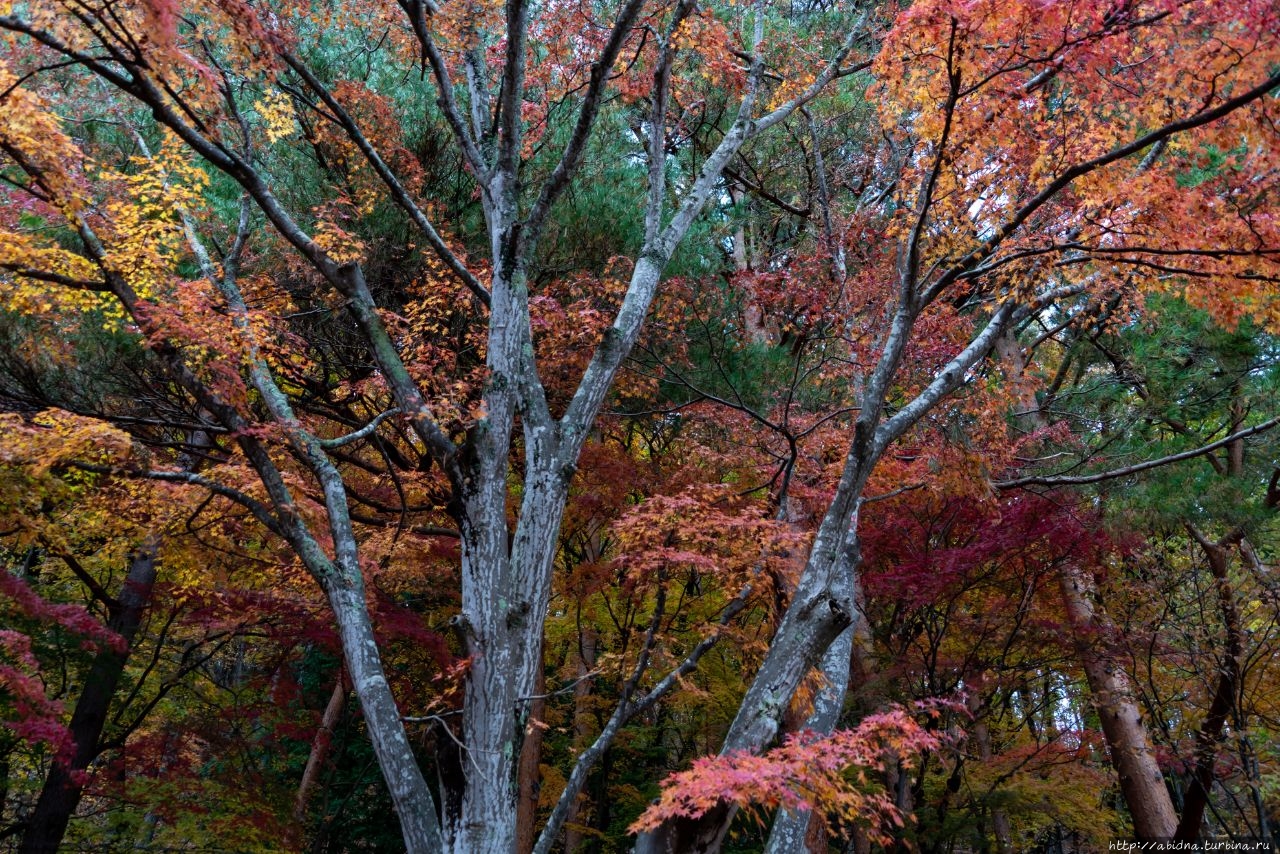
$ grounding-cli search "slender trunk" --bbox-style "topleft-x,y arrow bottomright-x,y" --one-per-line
881,753 -> 916,854
844,827 -> 872,854
19,542 -> 158,854
728,183 -> 768,345
1174,532 -> 1244,841
563,629 -> 599,854
999,328 -> 1174,838
516,662 -> 546,854
327,583 -> 442,853
634,594 -> 852,853
968,692 -> 1012,854
634,329 -> 928,853
295,669 -> 349,822
1240,736 -> 1271,843
1058,562 -> 1177,840
636,541 -> 858,854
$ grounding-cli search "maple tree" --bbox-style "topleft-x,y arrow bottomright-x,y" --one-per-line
0,0 -> 1278,850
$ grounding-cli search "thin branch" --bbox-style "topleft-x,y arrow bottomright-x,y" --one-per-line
281,54 -> 490,308
994,415 -> 1280,489
533,587 -> 752,854
520,0 -> 649,258
48,548 -> 120,611
396,0 -> 489,178
495,0 -> 530,182
319,408 -> 400,449
68,462 -> 288,540
920,67 -> 1280,306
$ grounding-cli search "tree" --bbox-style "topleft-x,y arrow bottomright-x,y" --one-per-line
0,0 -> 1277,851
1001,297 -> 1280,842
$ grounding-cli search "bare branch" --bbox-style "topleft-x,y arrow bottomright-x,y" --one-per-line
69,462 -> 288,540
920,67 -> 1280,305
520,0 -> 649,257
0,17 -> 463,474
495,0 -> 530,184
876,280 -> 1088,454
319,408 -> 401,449
396,0 -> 490,178
559,17 -> 864,459
281,53 -> 491,308
533,587 -> 752,854
995,415 -> 1280,490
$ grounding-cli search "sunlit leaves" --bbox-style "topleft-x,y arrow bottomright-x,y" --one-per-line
874,0 -> 1280,326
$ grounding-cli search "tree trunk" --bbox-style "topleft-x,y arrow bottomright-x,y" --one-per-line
326,582 -> 442,853
1174,531 -> 1244,841
294,669 -> 349,822
451,452 -> 568,854
997,327 -> 1175,839
1057,561 -> 1177,840
635,541 -> 858,854
968,692 -> 1012,854
19,542 -> 158,854
516,661 -> 546,854
763,625 -> 855,853
563,628 -> 599,854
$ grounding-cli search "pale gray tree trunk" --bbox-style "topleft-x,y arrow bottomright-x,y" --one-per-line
764,624 -> 855,853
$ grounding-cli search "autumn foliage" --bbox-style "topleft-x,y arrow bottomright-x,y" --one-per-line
0,0 -> 1277,851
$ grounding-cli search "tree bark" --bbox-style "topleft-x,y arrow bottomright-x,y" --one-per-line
294,669 -> 349,822
968,692 -> 1012,854
450,448 -> 569,853
763,625 -> 854,854
1174,530 -> 1244,841
1057,561 -> 1177,840
19,541 -> 158,854
326,582 -> 442,853
516,661 -> 546,854
998,325 -> 1176,840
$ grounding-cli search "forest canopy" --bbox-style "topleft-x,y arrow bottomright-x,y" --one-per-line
0,0 -> 1278,851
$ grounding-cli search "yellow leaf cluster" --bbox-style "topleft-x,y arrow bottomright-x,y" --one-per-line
253,91 -> 297,144
311,220 -> 367,265
99,134 -> 210,300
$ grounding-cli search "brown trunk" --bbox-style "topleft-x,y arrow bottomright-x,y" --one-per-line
1058,562 -> 1177,840
294,669 -> 349,822
727,183 -> 770,346
516,662 -> 546,854
968,691 -> 1012,854
1174,529 -> 1245,841
563,628 -> 598,853
998,330 -> 1175,838
19,542 -> 158,854
804,813 -> 829,853
845,827 -> 872,854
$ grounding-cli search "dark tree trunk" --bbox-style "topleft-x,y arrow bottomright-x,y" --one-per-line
1174,531 -> 1244,841
515,661 -> 546,854
19,542 -> 157,854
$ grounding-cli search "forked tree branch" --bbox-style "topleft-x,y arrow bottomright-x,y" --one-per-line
520,0 -> 650,259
